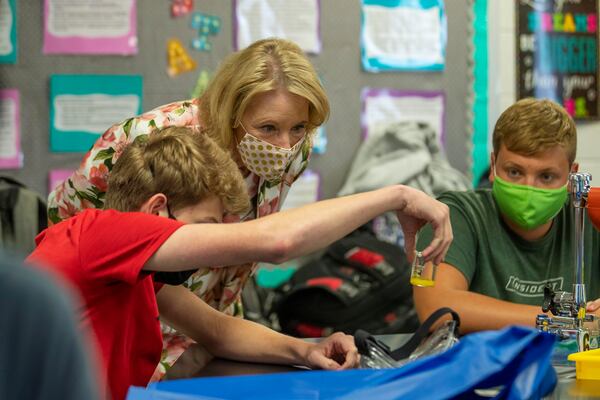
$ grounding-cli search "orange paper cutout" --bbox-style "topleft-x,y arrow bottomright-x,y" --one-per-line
167,38 -> 196,77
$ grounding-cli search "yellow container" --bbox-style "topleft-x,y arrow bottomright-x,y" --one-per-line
568,348 -> 600,380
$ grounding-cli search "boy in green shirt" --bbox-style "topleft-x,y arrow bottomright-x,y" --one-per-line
415,98 -> 600,332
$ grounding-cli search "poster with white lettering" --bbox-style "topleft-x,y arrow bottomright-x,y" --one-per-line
516,0 -> 599,119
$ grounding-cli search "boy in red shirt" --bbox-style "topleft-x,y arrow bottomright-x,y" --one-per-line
27,127 -> 451,400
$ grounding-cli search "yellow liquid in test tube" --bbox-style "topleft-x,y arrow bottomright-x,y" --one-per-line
410,276 -> 436,287
410,251 -> 436,287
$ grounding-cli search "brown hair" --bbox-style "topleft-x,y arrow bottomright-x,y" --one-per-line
199,38 -> 329,149
493,98 -> 577,163
104,127 -> 250,214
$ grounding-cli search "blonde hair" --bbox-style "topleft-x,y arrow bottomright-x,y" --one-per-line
199,38 -> 329,149
104,127 -> 250,214
493,98 -> 577,163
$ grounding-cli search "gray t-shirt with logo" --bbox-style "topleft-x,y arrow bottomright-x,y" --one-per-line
417,189 -> 600,306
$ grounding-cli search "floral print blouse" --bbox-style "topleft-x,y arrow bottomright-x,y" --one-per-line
47,99 -> 312,380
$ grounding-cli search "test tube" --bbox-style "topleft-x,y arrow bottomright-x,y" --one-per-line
410,251 -> 436,287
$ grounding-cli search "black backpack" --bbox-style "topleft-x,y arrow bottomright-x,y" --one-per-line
0,177 -> 47,256
276,228 -> 419,337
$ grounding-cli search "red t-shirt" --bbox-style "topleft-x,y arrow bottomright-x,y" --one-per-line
27,209 -> 183,400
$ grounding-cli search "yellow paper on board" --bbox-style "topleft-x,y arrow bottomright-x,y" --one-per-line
167,38 -> 196,77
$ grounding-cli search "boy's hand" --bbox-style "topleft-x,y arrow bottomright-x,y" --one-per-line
395,186 -> 452,265
304,332 -> 359,370
586,298 -> 600,315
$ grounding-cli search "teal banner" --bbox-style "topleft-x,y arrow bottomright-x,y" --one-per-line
471,0 -> 488,186
49,75 -> 143,152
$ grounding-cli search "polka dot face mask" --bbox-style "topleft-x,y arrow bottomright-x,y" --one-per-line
237,127 -> 305,182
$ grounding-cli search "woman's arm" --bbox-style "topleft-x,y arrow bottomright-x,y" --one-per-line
156,284 -> 358,369
145,185 -> 452,272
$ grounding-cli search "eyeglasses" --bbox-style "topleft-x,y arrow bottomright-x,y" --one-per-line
166,204 -> 177,220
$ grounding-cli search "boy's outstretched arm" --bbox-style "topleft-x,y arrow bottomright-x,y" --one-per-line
145,185 -> 452,272
413,263 -> 549,332
156,284 -> 359,370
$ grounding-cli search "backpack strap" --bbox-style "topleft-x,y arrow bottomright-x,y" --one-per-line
0,185 -> 20,237
390,307 -> 460,360
0,176 -> 27,188
355,307 -> 460,362
37,197 -> 48,232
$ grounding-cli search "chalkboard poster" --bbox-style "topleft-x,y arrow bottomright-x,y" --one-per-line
516,0 -> 599,119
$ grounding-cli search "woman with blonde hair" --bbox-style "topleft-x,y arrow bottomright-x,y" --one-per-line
48,38 -> 452,381
48,38 -> 329,379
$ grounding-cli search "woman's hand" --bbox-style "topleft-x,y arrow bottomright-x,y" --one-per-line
395,186 -> 452,265
303,332 -> 360,370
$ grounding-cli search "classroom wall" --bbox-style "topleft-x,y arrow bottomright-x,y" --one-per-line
0,1 -> 472,200
488,1 -> 600,180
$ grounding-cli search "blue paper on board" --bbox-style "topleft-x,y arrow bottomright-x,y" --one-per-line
49,75 -> 142,152
361,0 -> 447,72
0,0 -> 17,64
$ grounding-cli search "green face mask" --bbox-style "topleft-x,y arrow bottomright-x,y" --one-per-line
492,175 -> 568,230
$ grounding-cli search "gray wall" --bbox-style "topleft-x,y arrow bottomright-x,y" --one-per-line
0,0 -> 471,199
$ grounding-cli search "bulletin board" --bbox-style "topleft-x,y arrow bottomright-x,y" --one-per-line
0,0 -> 472,200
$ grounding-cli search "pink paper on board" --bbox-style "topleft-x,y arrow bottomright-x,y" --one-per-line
0,89 -> 22,169
43,0 -> 138,55
48,169 -> 73,194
